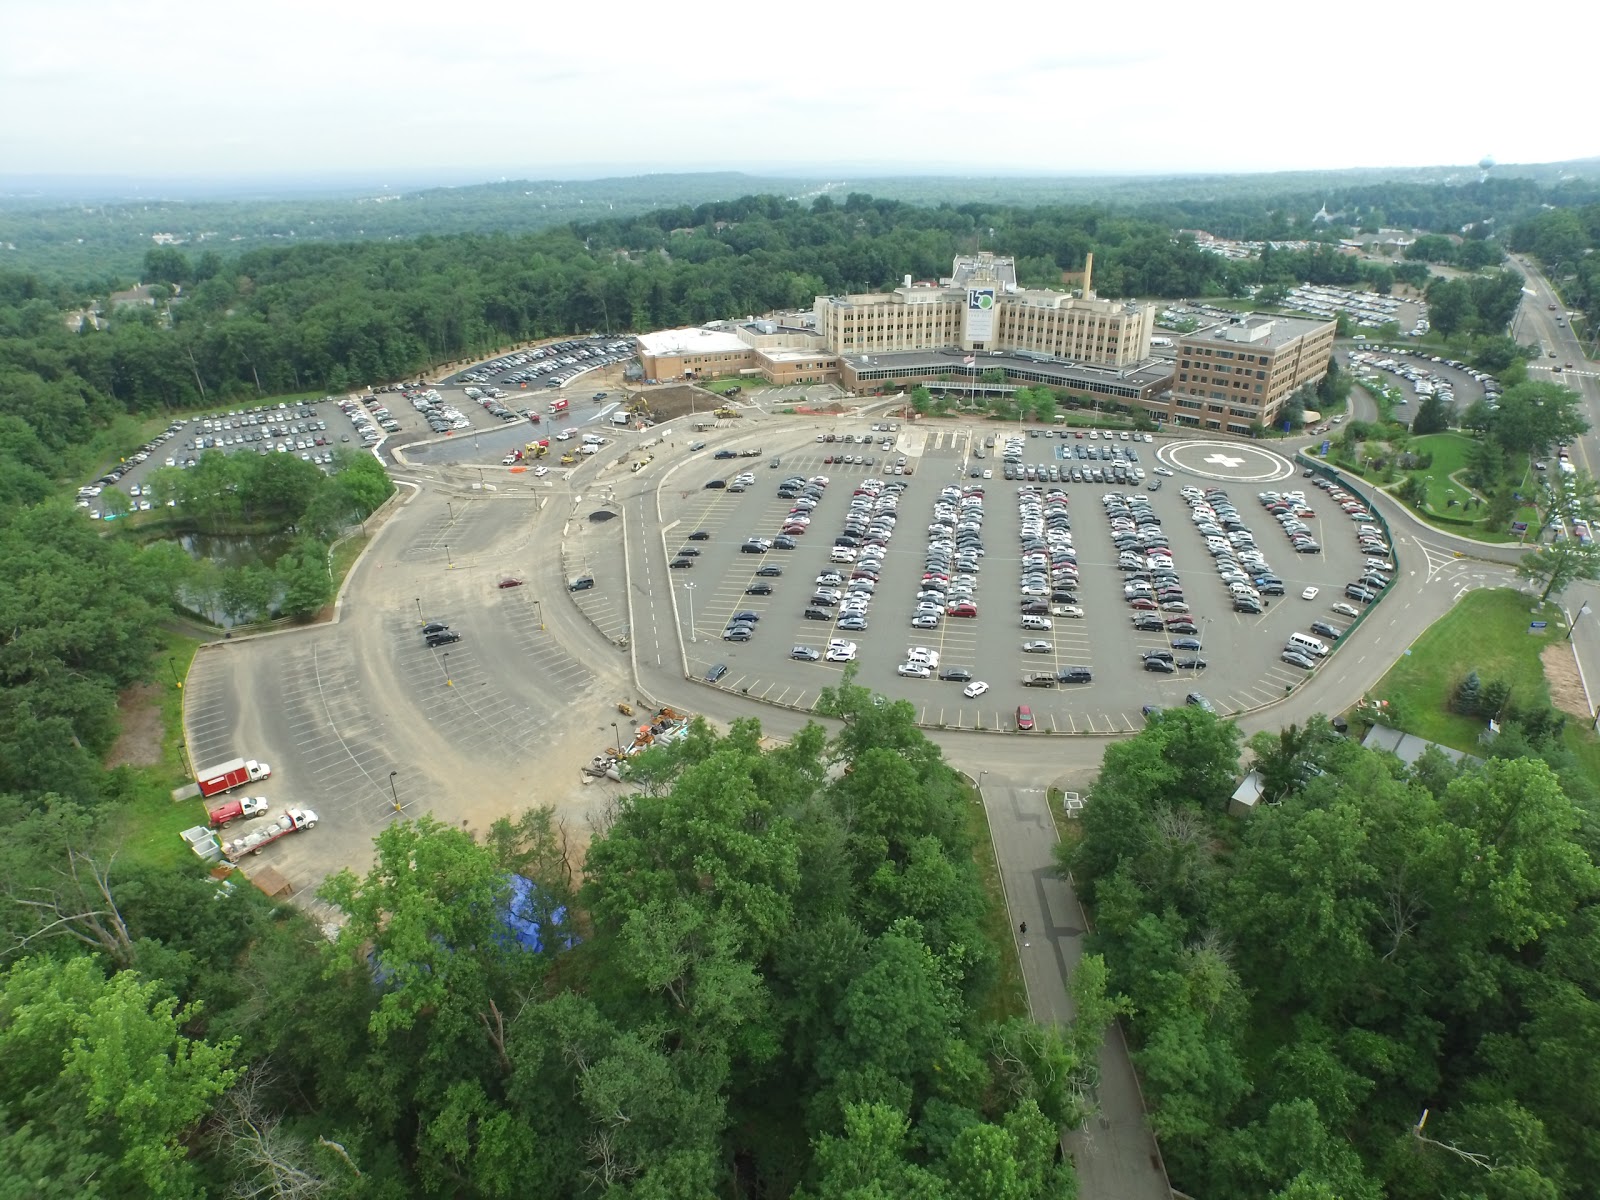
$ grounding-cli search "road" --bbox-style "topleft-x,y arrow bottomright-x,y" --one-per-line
1508,257 -> 1600,479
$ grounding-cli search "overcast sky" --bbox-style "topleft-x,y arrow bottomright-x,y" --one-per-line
4,0 -> 1595,183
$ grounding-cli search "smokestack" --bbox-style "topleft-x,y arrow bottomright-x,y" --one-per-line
1082,252 -> 1094,299
904,274 -> 912,287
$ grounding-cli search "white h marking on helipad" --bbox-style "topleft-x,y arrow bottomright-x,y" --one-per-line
1204,452 -> 1246,468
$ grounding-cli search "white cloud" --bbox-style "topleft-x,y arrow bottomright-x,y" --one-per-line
2,0 -> 1595,180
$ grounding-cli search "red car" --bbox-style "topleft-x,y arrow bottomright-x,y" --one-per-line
1016,705 -> 1035,731
1127,598 -> 1159,611
497,578 -> 523,589
947,602 -> 978,618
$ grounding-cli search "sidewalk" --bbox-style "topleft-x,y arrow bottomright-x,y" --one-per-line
981,781 -> 1170,1200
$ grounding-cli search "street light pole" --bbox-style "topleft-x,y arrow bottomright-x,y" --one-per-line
416,596 -> 423,625
443,652 -> 452,688
388,771 -> 400,811
1568,604 -> 1590,641
684,582 -> 697,641
167,657 -> 182,689
610,722 -> 622,753
444,543 -> 453,569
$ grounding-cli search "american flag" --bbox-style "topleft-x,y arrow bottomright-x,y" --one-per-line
963,355 -> 975,366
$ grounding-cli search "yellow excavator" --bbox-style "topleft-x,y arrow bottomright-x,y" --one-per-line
525,439 -> 550,459
559,451 -> 578,466
713,407 -> 740,419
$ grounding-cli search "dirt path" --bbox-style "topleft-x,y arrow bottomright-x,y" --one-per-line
1541,642 -> 1591,719
106,682 -> 166,768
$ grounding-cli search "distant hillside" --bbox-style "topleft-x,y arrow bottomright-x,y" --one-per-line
2,160 -> 1598,285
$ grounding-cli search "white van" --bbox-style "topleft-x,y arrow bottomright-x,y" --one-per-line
1287,632 -> 1329,658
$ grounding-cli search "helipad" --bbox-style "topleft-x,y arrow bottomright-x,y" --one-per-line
1159,439 -> 1295,483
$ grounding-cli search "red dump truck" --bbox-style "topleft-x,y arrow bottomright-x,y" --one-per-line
196,757 -> 272,798
222,808 -> 319,861
207,795 -> 269,828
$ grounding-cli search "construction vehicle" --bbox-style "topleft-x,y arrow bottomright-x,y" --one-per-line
617,702 -> 634,716
222,808 -> 319,861
525,439 -> 550,459
713,407 -> 740,419
559,451 -> 578,465
208,795 -> 269,828
630,454 -> 654,473
196,757 -> 272,798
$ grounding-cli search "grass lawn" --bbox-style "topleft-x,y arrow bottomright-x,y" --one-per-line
1367,589 -> 1600,779
964,783 -> 1029,1023
330,532 -> 370,590
702,377 -> 770,394
109,629 -> 210,873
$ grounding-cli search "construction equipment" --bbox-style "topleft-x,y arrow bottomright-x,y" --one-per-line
525,439 -> 550,459
559,452 -> 577,465
713,407 -> 740,419
630,455 -> 653,473
617,702 -> 633,716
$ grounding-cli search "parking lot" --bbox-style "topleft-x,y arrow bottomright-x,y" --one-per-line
660,423 -> 1378,730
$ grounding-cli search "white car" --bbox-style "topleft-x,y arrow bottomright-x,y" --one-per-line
906,647 -> 940,668
1331,602 -> 1361,618
897,662 -> 932,678
825,645 -> 857,663
556,430 -> 573,441
963,680 -> 990,699
533,465 -> 548,477
1302,586 -> 1320,600
502,454 -> 518,465
1154,466 -> 1174,477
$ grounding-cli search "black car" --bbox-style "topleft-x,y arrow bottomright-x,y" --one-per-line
745,583 -> 773,595
714,450 -> 736,460
425,631 -> 461,647
421,622 -> 449,635
676,547 -> 701,557
705,480 -> 726,489
1058,666 -> 1093,684
1177,657 -> 1208,670
1186,692 -> 1216,713
774,536 -> 797,550
755,565 -> 783,577
1144,658 -> 1176,674
803,608 -> 831,621
705,663 -> 729,683
740,541 -> 768,554
938,667 -> 974,682
1142,649 -> 1175,662
568,577 -> 595,592
688,530 -> 711,541
1309,621 -> 1342,640
669,558 -> 694,569
1132,615 -> 1164,631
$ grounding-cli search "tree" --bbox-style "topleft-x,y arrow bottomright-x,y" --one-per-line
0,955 -> 239,1198
1411,393 -> 1450,435
1425,279 -> 1474,338
274,538 -> 332,621
1453,670 -> 1483,715
1516,539 -> 1600,604
1490,381 -> 1590,456
1395,476 -> 1427,509
1464,434 -> 1505,490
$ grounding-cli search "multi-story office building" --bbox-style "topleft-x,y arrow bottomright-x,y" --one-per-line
1153,313 -> 1337,434
814,252 -> 1155,368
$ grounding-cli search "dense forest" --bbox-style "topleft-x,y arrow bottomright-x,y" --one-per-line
1061,711 -> 1600,1198
3,176 -> 1600,1196
1,678 -> 1110,1197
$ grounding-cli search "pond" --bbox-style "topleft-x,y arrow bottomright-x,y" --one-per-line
176,531 -> 297,570
162,532 -> 297,627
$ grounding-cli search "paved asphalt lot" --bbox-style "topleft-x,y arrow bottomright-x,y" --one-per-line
665,427 -> 1376,730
